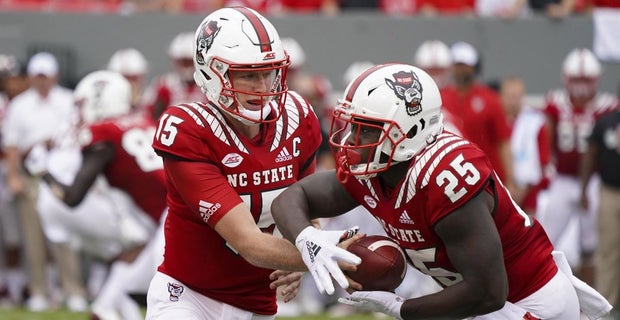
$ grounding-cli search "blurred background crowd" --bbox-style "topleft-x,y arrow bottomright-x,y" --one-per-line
1,1 -> 619,319
0,0 -> 618,17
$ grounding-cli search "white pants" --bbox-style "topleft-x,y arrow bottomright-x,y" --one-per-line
146,272 -> 275,320
473,269 -> 580,319
537,175 -> 599,257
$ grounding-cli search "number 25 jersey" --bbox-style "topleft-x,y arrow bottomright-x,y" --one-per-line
342,131 -> 558,303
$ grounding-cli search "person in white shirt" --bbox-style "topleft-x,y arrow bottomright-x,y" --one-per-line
2,52 -> 87,312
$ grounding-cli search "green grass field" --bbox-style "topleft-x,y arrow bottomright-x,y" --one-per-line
0,308 -> 383,320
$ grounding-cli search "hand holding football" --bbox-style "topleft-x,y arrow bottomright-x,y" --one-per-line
345,235 -> 407,291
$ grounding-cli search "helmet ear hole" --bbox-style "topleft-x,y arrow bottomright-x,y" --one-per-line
407,125 -> 418,139
406,118 -> 425,139
200,69 -> 211,81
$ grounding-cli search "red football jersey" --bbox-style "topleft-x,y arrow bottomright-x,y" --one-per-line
544,90 -> 618,176
151,91 -> 321,315
342,131 -> 557,302
441,83 -> 511,182
79,112 -> 167,222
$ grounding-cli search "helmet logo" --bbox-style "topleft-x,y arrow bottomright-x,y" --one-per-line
385,71 -> 423,116
196,20 -> 221,65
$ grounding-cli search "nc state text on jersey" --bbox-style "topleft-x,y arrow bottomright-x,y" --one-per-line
226,164 -> 294,187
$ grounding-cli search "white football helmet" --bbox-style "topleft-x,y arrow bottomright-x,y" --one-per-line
343,61 -> 375,88
193,7 -> 289,125
107,48 -> 148,76
169,32 -> 194,60
331,63 -> 443,180
562,48 -> 601,98
413,40 -> 452,88
74,70 -> 132,124
281,37 -> 306,71
414,40 -> 452,69
169,32 -> 195,83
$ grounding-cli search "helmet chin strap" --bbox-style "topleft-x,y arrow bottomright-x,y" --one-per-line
232,103 -> 272,126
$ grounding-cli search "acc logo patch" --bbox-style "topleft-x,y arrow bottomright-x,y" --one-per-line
364,195 -> 377,209
222,152 -> 243,168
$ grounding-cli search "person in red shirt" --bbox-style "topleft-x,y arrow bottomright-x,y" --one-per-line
440,41 -> 515,192
147,7 -> 360,319
272,63 -> 612,320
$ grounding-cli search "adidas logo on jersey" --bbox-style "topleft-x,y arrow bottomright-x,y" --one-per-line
399,210 -> 414,225
199,200 -> 222,223
275,147 -> 293,163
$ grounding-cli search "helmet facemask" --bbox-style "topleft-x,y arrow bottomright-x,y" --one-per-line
330,103 -> 406,182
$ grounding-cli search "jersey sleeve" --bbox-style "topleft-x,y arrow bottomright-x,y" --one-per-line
164,159 -> 243,227
152,106 -> 211,161
78,122 -> 116,151
424,145 -> 495,225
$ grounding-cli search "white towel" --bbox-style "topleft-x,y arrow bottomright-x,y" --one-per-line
551,251 -> 613,320
510,107 -> 545,187
593,8 -> 620,62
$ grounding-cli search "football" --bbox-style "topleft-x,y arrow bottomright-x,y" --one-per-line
345,235 -> 407,291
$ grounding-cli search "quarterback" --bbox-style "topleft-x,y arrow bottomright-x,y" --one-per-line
147,6 -> 359,320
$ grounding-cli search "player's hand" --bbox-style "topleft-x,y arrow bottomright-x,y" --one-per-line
269,270 -> 302,302
338,291 -> 405,320
295,226 -> 362,295
23,143 -> 49,177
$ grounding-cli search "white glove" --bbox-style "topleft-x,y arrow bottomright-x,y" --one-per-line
338,291 -> 405,320
295,226 -> 362,295
24,144 -> 49,177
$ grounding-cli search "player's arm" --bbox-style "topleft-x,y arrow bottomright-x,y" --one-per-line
41,142 -> 114,207
399,190 -> 508,319
214,202 -> 308,272
162,157 -> 308,272
271,169 -> 359,244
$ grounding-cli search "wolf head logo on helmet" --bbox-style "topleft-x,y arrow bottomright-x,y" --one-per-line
385,70 -> 423,116
195,20 -> 221,65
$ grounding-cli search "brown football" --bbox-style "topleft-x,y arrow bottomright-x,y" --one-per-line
345,235 -> 407,291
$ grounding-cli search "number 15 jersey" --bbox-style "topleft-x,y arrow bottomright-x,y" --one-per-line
151,91 -> 322,315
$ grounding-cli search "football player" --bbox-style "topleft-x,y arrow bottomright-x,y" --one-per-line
147,7 -> 360,320
25,70 -> 168,320
141,31 -> 205,121
107,47 -> 149,110
537,48 -> 618,285
272,63 -> 612,319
